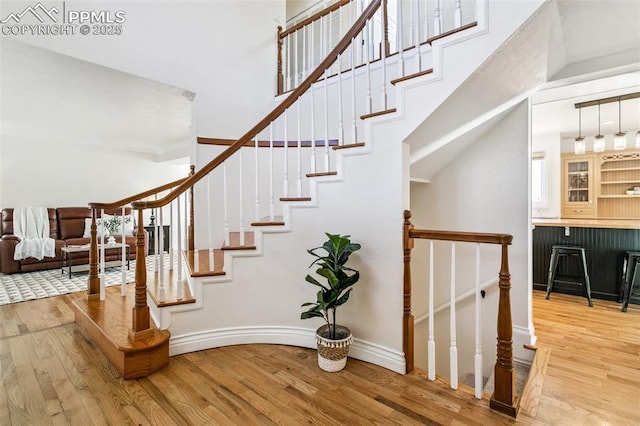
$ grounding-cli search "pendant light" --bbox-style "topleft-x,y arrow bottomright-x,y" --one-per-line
593,102 -> 605,153
613,98 -> 627,150
574,107 -> 585,155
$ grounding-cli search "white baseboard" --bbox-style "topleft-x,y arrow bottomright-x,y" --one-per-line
169,325 -> 406,374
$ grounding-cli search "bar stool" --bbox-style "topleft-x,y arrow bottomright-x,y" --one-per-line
620,251 -> 640,313
546,245 -> 593,307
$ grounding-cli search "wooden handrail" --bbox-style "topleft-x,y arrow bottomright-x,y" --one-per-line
89,177 -> 187,210
280,0 -> 351,38
409,229 -> 512,245
129,0 -> 382,211
403,210 -> 518,417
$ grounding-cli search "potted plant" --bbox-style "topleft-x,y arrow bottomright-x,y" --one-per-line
301,233 -> 361,372
102,215 -> 132,245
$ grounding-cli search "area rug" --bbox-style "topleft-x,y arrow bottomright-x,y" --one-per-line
0,255 -> 173,305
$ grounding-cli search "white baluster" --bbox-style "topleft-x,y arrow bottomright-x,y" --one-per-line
283,110 -> 290,196
380,6 -> 387,110
455,0 -> 462,28
183,189 -> 188,251
286,35 -> 292,91
323,69 -> 330,172
310,20 -> 315,73
364,16 -> 372,114
297,104 -> 302,196
474,243 -> 483,399
294,31 -> 299,88
158,207 -> 165,302
311,81 -> 317,173
350,38 -> 357,145
450,242 -> 458,390
207,174 -> 213,250
337,52 -> 344,145
302,23 -> 307,80
169,201 -> 173,271
408,0 -> 414,46
223,161 -> 230,247
239,149 -> 245,247
428,240 -> 435,381
397,0 -> 404,77
177,195 -> 183,283
434,0 -> 442,36
254,135 -> 260,222
269,123 -> 275,221
100,209 -> 105,300
121,206 -> 126,296
415,0 -> 422,71
423,0 -> 429,41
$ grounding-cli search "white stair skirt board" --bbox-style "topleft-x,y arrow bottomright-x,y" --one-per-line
168,325 -> 407,374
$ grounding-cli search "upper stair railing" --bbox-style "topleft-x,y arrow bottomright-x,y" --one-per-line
278,0 -> 478,97
403,210 -> 519,417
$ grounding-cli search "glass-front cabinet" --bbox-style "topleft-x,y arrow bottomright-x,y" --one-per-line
562,154 -> 595,218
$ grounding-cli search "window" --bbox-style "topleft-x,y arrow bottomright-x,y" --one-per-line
532,152 -> 547,207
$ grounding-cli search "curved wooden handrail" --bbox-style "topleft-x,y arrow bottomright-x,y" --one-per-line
129,0 -> 382,211
408,229 -> 512,246
280,0 -> 351,38
89,177 -> 188,210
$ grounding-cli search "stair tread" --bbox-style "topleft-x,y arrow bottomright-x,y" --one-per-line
306,171 -> 337,177
146,266 -> 195,307
360,108 -> 397,120
221,232 -> 257,250
280,197 -> 312,202
391,69 -> 434,85
251,216 -> 285,226
426,21 -> 478,45
184,249 -> 226,277
333,142 -> 365,150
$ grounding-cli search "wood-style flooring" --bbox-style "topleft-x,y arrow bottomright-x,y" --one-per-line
0,287 -> 637,425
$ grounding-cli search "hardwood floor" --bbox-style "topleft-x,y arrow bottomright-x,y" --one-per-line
0,287 -> 637,425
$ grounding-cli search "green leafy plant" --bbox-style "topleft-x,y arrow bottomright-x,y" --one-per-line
103,215 -> 132,235
301,233 -> 361,340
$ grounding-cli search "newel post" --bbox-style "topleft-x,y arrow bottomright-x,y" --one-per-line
130,208 -> 151,338
277,26 -> 284,95
87,208 -> 100,299
403,210 -> 415,373
382,0 -> 390,57
490,240 -> 518,417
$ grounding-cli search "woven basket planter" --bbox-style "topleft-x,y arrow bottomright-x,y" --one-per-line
315,324 -> 353,372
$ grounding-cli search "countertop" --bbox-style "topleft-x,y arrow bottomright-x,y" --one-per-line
533,218 -> 640,230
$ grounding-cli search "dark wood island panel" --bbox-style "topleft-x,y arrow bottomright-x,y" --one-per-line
533,223 -> 640,304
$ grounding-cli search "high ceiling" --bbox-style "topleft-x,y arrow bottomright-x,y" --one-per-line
0,39 -> 194,161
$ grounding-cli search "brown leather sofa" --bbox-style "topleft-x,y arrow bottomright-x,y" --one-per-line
0,207 -> 148,274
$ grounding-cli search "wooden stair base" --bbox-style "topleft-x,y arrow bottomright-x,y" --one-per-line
518,346 -> 551,417
73,285 -> 170,379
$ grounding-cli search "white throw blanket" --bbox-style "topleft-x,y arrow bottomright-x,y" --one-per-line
13,207 -> 56,261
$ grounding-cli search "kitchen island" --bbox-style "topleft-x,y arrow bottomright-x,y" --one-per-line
533,218 -> 640,304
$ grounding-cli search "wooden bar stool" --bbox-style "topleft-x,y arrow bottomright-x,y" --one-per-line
546,245 -> 593,307
621,251 -> 640,313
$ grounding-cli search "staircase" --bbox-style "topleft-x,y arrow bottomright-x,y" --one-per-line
72,0 -> 544,417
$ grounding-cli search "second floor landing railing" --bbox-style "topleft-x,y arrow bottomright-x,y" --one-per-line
403,210 -> 518,417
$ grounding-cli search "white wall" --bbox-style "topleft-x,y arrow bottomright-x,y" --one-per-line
3,0 -> 285,140
410,101 -> 535,378
532,132 -> 561,218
